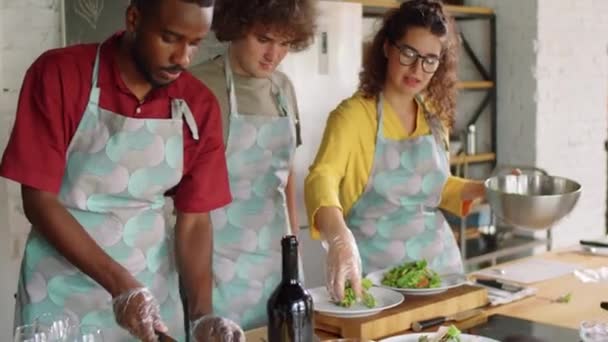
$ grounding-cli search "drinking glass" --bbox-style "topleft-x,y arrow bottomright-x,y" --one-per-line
64,325 -> 104,342
580,320 -> 608,342
14,324 -> 49,342
35,313 -> 74,341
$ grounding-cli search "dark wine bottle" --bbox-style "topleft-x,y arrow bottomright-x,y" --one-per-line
267,235 -> 314,342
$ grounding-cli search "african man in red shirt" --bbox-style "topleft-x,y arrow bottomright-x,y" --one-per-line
0,0 -> 244,341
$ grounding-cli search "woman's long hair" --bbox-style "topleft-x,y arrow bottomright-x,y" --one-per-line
359,0 -> 460,127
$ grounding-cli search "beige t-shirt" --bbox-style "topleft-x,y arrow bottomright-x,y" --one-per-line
189,56 -> 301,146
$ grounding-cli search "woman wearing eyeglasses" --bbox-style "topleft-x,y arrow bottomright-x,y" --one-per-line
304,0 -> 486,301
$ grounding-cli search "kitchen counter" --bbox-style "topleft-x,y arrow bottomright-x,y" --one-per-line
245,247 -> 608,340
483,248 -> 608,329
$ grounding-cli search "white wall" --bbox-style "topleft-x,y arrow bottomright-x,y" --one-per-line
534,0 -> 608,247
467,0 -> 608,247
1,0 -> 62,338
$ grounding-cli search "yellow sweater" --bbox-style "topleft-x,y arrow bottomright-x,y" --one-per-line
304,93 -> 474,239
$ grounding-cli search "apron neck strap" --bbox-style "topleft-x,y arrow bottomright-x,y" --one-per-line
88,43 -> 199,141
171,99 -> 199,140
91,44 -> 102,89
223,48 -> 240,117
376,93 -> 448,151
416,94 -> 450,171
87,44 -> 103,105
271,77 -> 290,118
416,94 -> 448,151
376,93 -> 386,139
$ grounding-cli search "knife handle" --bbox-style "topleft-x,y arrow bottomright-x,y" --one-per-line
580,239 -> 608,248
475,279 -> 523,293
412,316 -> 447,332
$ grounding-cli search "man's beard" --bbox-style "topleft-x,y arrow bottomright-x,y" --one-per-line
131,38 -> 166,89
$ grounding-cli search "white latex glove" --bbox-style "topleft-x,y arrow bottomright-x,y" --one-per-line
190,315 -> 245,342
112,287 -> 167,342
323,227 -> 363,302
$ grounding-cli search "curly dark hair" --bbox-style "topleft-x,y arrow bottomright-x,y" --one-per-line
131,0 -> 214,14
212,0 -> 317,51
359,0 -> 460,127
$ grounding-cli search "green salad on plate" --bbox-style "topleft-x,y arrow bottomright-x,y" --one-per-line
337,278 -> 377,308
382,260 -> 441,289
418,325 -> 462,342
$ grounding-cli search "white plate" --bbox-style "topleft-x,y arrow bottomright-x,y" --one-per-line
309,286 -> 404,318
380,333 -> 500,342
366,269 -> 468,296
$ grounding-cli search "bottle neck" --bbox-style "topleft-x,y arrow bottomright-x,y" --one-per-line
282,243 -> 299,283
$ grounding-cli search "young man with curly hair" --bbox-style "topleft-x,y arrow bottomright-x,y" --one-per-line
189,0 -> 317,331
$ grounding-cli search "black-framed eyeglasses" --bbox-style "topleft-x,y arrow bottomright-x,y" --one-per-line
391,42 -> 441,73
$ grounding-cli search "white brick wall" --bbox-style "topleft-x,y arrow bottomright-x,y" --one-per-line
467,0 -> 608,247
0,0 -> 62,338
535,0 -> 608,247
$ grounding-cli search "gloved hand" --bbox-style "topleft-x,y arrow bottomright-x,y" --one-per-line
190,315 -> 245,342
112,287 -> 167,342
323,227 -> 363,302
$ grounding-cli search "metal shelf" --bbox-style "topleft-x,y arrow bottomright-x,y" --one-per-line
464,235 -> 548,267
350,0 -> 498,162
450,153 -> 496,166
457,81 -> 495,90
346,0 -> 511,266
342,0 -> 494,18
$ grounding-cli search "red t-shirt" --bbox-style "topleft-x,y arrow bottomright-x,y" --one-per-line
0,33 -> 231,213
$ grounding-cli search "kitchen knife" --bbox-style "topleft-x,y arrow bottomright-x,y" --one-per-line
580,239 -> 608,248
475,278 -> 524,293
156,331 -> 178,342
411,308 -> 483,332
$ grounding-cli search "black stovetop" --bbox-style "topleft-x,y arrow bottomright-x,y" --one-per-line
466,314 -> 581,342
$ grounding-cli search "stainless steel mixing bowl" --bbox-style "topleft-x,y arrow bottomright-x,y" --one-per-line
484,174 -> 582,230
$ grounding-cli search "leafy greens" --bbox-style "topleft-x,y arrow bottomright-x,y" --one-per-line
382,260 -> 441,289
337,278 -> 377,308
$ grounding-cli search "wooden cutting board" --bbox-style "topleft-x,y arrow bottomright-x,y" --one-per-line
315,285 -> 488,340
